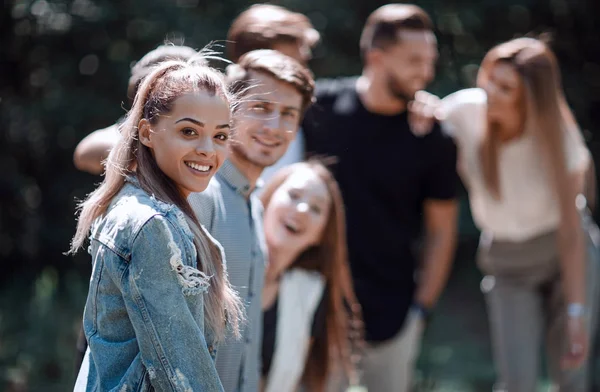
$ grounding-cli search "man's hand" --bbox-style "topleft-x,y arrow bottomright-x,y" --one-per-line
414,199 -> 458,309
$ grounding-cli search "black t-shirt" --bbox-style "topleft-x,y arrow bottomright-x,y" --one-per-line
261,290 -> 327,378
302,77 -> 458,342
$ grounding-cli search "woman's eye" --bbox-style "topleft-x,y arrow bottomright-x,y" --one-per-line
310,205 -> 321,214
181,128 -> 197,136
500,83 -> 514,94
215,133 -> 229,141
288,190 -> 300,200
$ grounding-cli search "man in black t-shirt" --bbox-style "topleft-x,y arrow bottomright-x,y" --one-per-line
302,5 -> 458,392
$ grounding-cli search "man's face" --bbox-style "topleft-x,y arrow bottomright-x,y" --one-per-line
378,30 -> 438,101
231,70 -> 303,170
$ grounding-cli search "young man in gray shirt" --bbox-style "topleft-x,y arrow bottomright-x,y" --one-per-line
188,49 -> 315,392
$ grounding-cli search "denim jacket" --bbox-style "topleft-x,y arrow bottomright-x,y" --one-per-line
74,178 -> 224,392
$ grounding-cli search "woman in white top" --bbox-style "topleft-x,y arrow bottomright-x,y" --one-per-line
417,37 -> 599,391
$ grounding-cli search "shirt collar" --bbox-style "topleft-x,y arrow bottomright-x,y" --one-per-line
217,160 -> 261,198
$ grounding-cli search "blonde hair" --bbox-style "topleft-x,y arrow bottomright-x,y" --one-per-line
70,54 -> 244,340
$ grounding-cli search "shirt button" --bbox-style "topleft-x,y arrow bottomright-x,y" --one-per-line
246,337 -> 251,344
248,291 -> 254,298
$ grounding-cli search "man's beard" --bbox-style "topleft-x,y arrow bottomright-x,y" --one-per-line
386,74 -> 416,102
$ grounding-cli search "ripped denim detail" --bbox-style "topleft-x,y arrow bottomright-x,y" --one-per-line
147,366 -> 157,380
159,218 -> 211,295
151,195 -> 175,215
171,261 -> 211,296
172,369 -> 193,392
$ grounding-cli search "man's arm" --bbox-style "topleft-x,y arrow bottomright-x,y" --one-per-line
414,199 -> 458,309
414,127 -> 460,313
73,124 -> 120,175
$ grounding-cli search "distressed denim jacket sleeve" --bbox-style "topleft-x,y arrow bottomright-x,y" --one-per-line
121,214 -> 224,392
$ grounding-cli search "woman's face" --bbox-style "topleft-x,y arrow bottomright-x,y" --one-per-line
139,91 -> 231,197
481,62 -> 526,139
264,167 -> 332,256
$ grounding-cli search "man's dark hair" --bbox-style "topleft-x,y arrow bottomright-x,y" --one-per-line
360,4 -> 433,58
226,49 -> 315,114
227,4 -> 320,63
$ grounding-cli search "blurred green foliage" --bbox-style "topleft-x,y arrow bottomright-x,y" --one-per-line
1,0 -> 599,390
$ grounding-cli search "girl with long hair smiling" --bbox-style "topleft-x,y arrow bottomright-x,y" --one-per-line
71,55 -> 244,391
259,161 -> 363,392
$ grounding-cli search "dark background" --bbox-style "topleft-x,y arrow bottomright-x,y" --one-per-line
1,0 -> 599,390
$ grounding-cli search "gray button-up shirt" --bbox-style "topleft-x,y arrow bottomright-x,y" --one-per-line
189,160 -> 267,392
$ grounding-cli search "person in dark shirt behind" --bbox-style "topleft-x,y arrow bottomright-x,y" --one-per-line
302,4 -> 459,392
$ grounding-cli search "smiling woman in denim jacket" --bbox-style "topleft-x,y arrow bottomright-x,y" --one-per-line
70,54 -> 245,392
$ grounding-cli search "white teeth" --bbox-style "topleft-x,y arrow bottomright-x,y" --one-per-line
186,162 -> 210,172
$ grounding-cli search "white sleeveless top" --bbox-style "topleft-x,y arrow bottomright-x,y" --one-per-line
264,268 -> 325,392
441,88 -> 589,242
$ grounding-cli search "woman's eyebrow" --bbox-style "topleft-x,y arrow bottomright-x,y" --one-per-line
175,117 -> 204,127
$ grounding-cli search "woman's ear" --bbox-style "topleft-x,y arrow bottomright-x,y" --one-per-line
138,119 -> 153,148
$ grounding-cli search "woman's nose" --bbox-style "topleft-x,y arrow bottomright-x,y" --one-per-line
195,137 -> 216,158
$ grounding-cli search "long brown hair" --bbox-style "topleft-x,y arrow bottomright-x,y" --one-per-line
477,37 -> 580,201
70,55 -> 244,341
478,38 -> 586,283
260,161 -> 363,392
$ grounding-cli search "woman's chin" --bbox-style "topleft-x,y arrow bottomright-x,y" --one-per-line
267,233 -> 298,250
267,236 -> 286,249
179,182 -> 210,197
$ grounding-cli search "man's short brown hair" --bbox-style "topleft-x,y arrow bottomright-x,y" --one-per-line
227,4 -> 320,63
226,49 -> 315,114
360,4 -> 433,57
